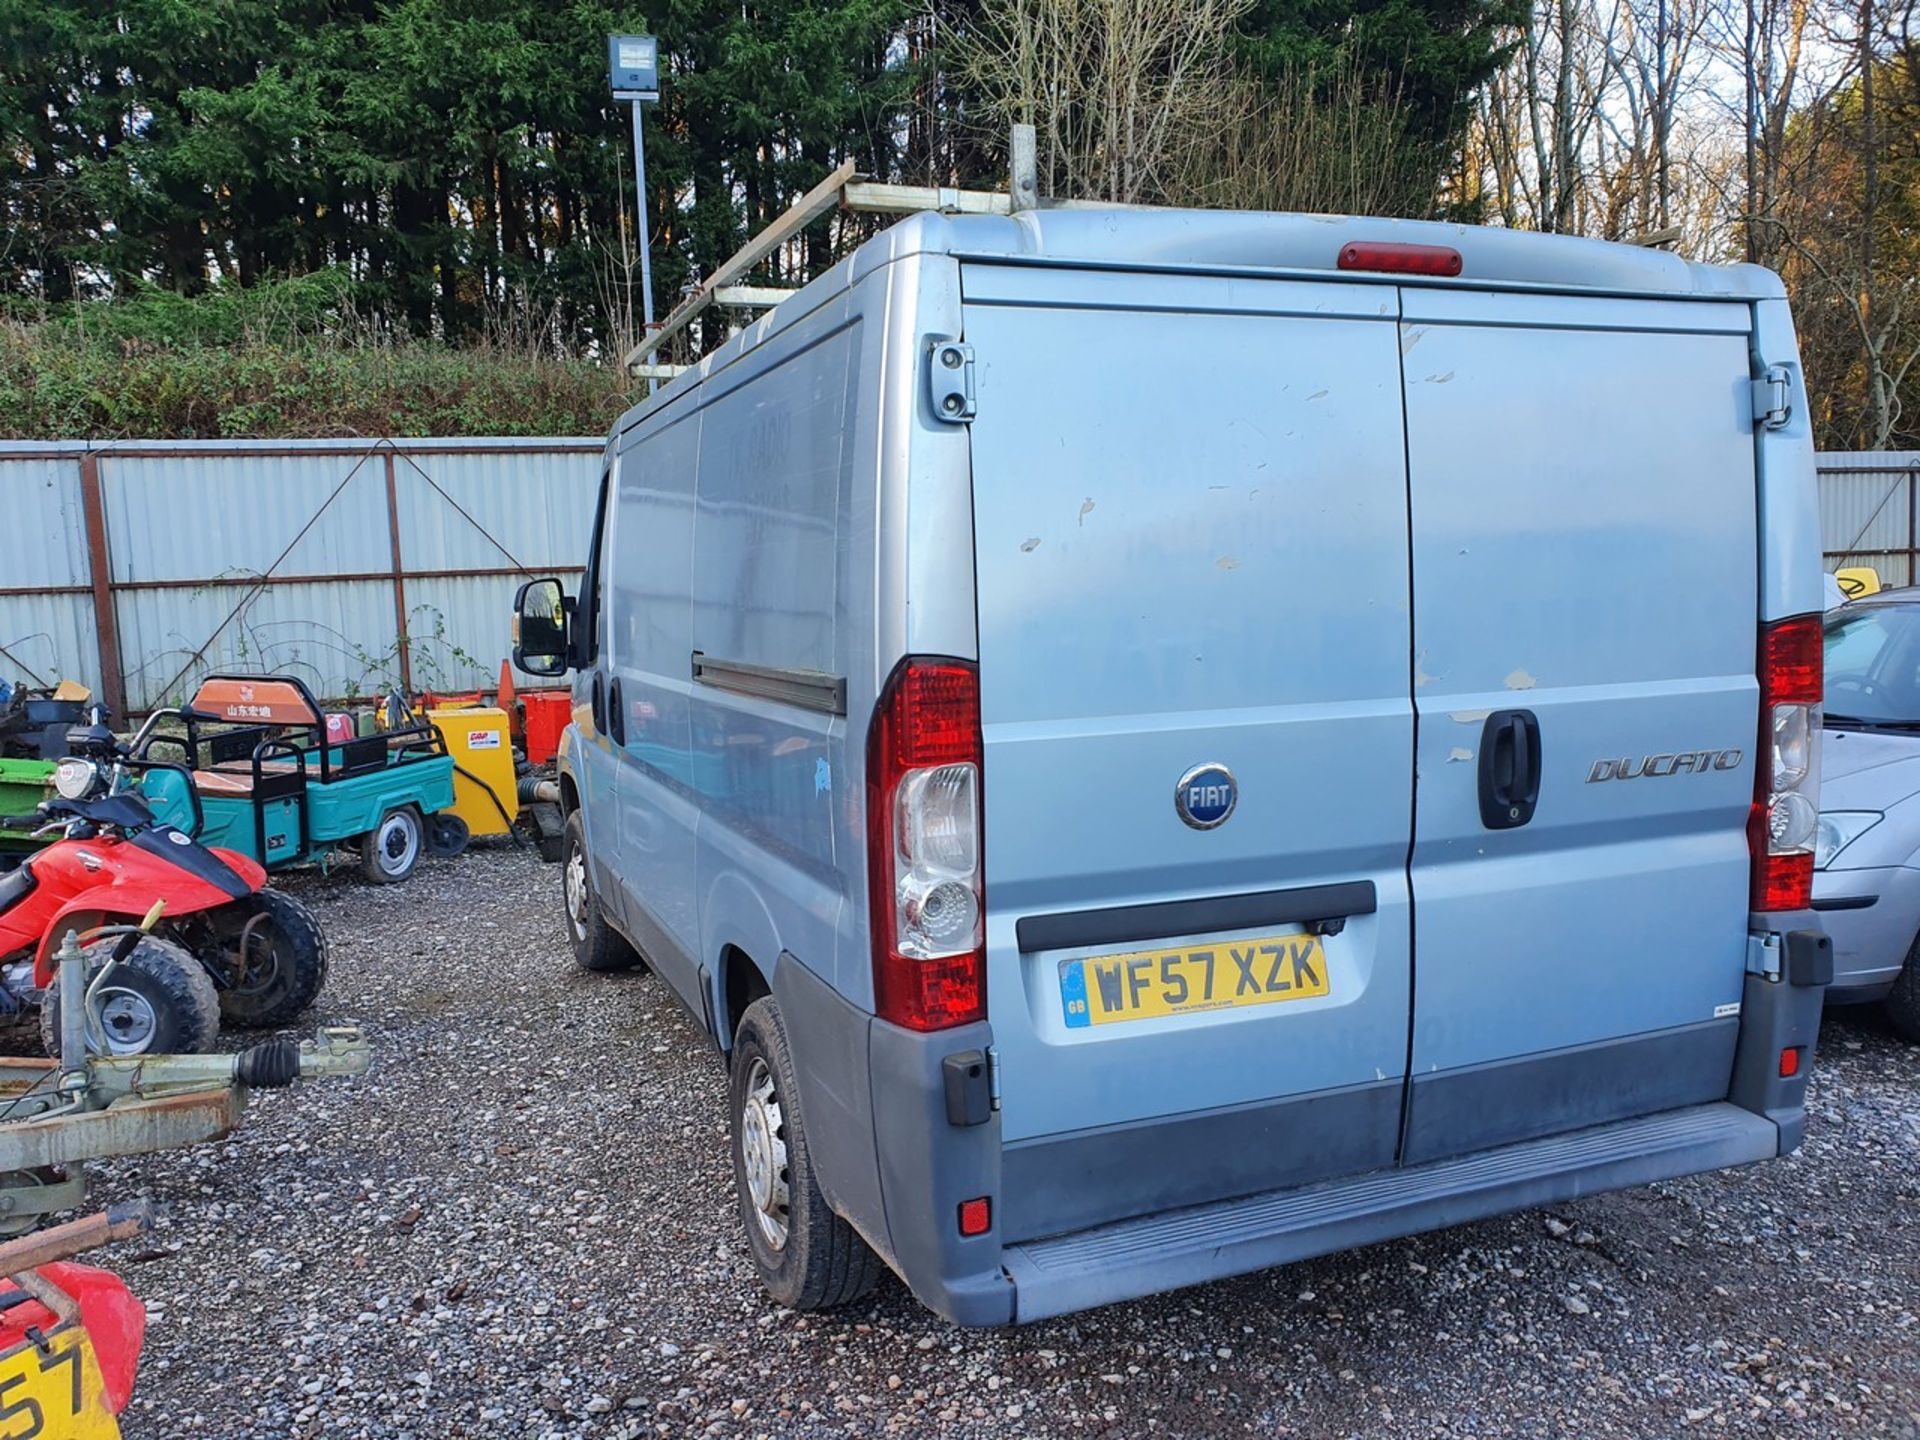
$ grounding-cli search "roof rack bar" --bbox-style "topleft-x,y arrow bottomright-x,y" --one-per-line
624,134 -> 1080,378
714,285 -> 797,309
624,158 -> 858,373
841,181 -> 1012,217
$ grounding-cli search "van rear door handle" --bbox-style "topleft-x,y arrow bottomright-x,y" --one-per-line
1478,709 -> 1541,829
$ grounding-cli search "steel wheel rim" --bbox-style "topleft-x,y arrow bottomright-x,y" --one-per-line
564,850 -> 588,938
740,1056 -> 791,1251
231,938 -> 284,997
94,986 -> 159,1054
377,813 -> 419,874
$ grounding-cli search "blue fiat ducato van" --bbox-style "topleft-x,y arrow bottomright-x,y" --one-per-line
511,207 -> 1831,1325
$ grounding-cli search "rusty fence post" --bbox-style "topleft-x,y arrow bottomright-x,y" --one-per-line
77,452 -> 127,719
383,450 -> 413,694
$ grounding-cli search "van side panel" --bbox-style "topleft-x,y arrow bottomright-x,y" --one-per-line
689,300 -> 860,1015
608,412 -> 702,1003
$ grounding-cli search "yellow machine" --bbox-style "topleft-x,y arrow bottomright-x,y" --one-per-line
429,707 -> 520,838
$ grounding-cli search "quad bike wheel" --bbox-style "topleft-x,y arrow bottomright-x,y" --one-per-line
0,1170 -> 64,1238
0,1000 -> 43,1058
202,890 -> 330,1028
39,935 -> 220,1057
361,806 -> 423,885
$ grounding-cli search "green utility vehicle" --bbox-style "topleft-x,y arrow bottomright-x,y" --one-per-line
0,760 -> 52,861
132,675 -> 464,884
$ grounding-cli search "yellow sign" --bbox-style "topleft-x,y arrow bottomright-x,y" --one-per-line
1060,932 -> 1330,1028
0,1325 -> 122,1439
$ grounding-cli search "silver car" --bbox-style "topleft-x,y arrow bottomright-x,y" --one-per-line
1816,590 -> 1920,1038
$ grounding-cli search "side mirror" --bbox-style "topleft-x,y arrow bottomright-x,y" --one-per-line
511,577 -> 571,677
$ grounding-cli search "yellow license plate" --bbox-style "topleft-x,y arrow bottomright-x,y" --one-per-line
0,1325 -> 121,1439
1059,932 -> 1329,1028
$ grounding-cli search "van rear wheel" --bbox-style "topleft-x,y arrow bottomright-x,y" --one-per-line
729,997 -> 881,1311
562,811 -> 641,973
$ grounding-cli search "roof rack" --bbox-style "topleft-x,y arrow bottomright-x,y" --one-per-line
625,127 -> 1048,377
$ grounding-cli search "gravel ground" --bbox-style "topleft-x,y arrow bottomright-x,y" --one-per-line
92,846 -> 1918,1440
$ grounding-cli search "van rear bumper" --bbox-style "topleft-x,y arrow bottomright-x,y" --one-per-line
997,1102 -> 1778,1324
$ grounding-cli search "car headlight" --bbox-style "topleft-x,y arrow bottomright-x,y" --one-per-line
1814,810 -> 1882,870
52,758 -> 99,801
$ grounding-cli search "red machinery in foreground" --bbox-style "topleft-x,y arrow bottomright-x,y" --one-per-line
0,1205 -> 153,1437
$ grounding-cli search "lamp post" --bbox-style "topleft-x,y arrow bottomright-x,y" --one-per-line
608,34 -> 660,362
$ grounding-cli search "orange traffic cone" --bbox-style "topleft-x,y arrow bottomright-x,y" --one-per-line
497,659 -> 519,737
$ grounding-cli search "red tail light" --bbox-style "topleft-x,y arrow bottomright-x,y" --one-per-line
1760,616 -> 1822,704
867,657 -> 986,1031
1337,241 -> 1463,277
1751,614 -> 1822,911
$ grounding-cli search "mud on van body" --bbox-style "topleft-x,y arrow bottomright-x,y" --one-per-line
511,208 -> 1831,1325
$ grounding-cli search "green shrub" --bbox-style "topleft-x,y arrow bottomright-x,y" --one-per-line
0,274 -> 639,439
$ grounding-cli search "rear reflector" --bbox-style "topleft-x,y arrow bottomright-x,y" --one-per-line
1778,1046 -> 1802,1079
958,1197 -> 992,1237
1337,241 -> 1463,277
1752,846 -> 1814,914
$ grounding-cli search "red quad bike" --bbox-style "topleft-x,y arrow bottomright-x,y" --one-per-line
0,726 -> 329,1057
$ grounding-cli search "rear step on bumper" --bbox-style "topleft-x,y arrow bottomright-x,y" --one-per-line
1002,1102 -> 1777,1322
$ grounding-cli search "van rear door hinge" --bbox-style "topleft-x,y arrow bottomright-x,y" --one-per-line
1751,365 -> 1792,430
928,341 -> 976,423
986,1045 -> 1001,1111
1746,931 -> 1782,981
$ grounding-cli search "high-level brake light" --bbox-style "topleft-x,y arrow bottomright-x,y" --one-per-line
1337,241 -> 1463,277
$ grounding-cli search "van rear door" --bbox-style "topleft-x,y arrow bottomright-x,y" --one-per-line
960,266 -> 1414,1240
1398,290 -> 1760,1162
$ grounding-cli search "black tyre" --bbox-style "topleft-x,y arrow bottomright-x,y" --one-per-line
425,811 -> 471,859
729,997 -> 882,1311
0,1005 -> 43,1057
40,935 -> 221,1057
361,807 -> 423,885
562,811 -> 641,973
1887,935 -> 1920,1043
205,890 -> 330,1028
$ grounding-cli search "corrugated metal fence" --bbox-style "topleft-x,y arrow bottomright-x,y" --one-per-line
0,437 -> 601,716
1,439 -> 1903,717
1819,450 -> 1920,583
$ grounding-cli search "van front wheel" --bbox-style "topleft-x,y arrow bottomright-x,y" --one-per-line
562,811 -> 641,973
729,997 -> 882,1311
